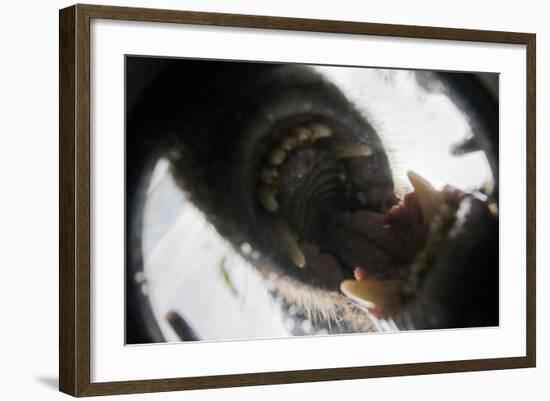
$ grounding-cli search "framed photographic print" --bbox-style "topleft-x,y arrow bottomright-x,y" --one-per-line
59,4 -> 536,397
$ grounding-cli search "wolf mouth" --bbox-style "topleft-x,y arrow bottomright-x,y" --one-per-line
247,112 -> 496,323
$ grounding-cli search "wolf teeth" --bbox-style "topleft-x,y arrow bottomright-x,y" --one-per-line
270,219 -> 306,268
309,123 -> 332,141
281,136 -> 298,151
330,141 -> 373,159
293,127 -> 312,144
260,167 -> 279,185
340,278 -> 402,312
407,171 -> 445,224
257,186 -> 278,212
269,147 -> 286,165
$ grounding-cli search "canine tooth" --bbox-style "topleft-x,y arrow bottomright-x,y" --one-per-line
293,127 -> 312,143
340,279 -> 402,312
269,148 -> 286,165
282,136 -> 298,151
310,123 -> 332,141
260,167 -> 279,185
257,186 -> 278,212
407,171 -> 442,221
407,171 -> 445,223
330,141 -> 373,159
270,219 -> 306,268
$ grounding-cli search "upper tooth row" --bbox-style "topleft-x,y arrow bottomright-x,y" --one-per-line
257,122 -> 376,214
258,123 -> 334,212
268,123 -> 333,167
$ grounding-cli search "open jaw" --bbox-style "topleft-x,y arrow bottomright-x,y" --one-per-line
251,114 -> 497,327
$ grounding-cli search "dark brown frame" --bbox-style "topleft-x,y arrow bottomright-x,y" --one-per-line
59,3 -> 536,397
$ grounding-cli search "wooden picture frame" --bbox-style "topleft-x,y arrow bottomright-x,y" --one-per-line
59,3 -> 536,397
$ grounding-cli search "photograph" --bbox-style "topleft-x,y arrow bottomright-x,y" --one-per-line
125,57 -> 500,344
55,2 -> 536,396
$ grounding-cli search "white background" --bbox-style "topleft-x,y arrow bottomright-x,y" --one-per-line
0,0 -> 546,400
91,19 -> 526,382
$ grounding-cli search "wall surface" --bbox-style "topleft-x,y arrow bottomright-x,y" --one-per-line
0,0 -> 546,399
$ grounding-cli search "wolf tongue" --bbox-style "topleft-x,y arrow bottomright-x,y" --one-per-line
328,203 -> 426,267
320,209 -> 402,274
